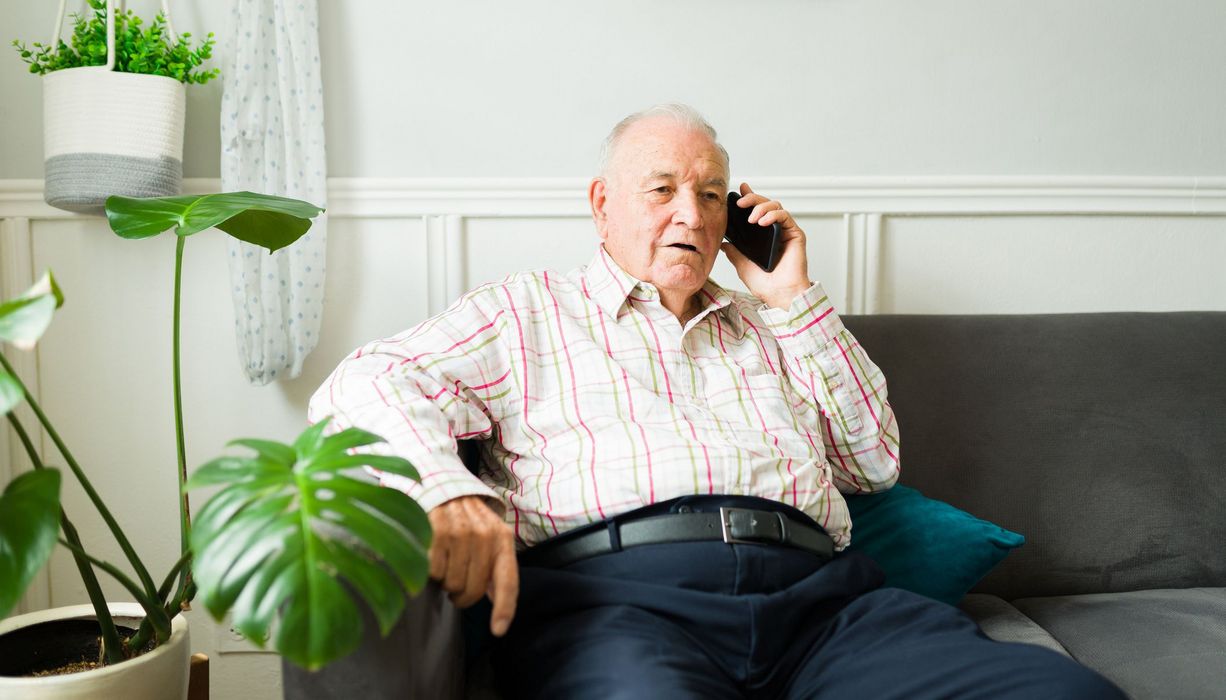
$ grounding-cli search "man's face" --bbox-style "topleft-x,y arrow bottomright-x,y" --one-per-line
591,117 -> 729,297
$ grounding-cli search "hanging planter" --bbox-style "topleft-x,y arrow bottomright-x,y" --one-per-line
14,0 -> 218,214
43,65 -> 186,214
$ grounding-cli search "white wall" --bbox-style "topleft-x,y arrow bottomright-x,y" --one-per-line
3,1 -> 1226,178
2,2 -> 1225,699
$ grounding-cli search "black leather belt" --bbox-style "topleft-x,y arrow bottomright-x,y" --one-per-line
520,506 -> 835,569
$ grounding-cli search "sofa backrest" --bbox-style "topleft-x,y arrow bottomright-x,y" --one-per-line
843,312 -> 1226,600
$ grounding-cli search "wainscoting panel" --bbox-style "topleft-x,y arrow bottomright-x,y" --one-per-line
877,215 -> 1226,314
462,216 -> 598,297
306,216 -> 432,373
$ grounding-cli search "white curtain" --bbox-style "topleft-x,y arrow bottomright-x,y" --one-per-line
220,0 -> 327,384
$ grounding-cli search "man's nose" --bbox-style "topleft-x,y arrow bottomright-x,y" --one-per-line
671,190 -> 704,230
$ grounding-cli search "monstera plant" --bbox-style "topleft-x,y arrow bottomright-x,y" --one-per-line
0,192 -> 430,682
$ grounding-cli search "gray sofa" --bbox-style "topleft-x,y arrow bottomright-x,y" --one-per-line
284,312 -> 1226,699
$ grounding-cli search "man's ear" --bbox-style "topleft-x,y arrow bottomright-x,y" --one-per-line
589,177 -> 609,241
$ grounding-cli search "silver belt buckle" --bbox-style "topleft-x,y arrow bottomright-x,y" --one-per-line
719,506 -> 757,545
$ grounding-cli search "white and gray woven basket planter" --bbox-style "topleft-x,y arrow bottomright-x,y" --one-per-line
42,66 -> 185,215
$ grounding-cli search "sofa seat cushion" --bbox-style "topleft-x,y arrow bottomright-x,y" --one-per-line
1012,587 -> 1226,700
959,593 -> 1069,656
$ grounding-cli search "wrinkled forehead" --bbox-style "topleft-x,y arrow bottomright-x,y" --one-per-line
610,119 -> 729,185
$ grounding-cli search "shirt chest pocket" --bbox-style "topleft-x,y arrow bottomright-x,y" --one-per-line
700,354 -> 793,427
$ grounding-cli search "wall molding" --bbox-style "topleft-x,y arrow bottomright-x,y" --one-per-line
423,215 -> 467,316
2,176 -> 1226,219
844,213 -> 884,315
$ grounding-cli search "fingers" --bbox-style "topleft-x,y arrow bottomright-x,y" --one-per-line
756,207 -> 794,229
427,495 -> 518,632
438,506 -> 474,594
488,544 -> 520,637
452,522 -> 496,608
721,241 -> 760,280
443,557 -> 469,595
428,516 -> 451,581
734,183 -> 791,227
749,201 -> 781,225
721,241 -> 746,266
732,183 -> 763,211
445,532 -> 483,606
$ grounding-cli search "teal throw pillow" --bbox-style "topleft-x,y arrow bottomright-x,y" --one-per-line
844,484 -> 1024,606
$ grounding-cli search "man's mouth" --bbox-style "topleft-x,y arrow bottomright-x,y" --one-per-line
666,243 -> 698,252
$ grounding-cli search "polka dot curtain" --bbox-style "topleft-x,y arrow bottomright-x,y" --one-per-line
220,0 -> 327,385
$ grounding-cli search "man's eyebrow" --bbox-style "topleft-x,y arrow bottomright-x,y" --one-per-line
642,172 -> 727,188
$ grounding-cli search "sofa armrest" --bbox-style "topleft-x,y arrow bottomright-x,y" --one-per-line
282,581 -> 465,699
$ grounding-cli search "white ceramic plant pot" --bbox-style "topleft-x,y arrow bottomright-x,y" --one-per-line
0,602 -> 190,700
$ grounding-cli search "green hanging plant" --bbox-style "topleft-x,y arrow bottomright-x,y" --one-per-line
11,0 -> 219,84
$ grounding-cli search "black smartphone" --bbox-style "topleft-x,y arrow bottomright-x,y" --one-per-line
725,191 -> 783,273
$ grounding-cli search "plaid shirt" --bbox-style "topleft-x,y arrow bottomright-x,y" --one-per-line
310,245 -> 900,549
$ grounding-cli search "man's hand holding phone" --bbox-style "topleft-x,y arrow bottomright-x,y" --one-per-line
721,183 -> 813,311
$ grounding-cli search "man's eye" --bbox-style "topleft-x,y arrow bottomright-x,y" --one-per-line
702,192 -> 721,201
653,186 -> 671,195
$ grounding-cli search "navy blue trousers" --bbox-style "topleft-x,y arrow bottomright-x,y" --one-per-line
490,512 -> 1125,698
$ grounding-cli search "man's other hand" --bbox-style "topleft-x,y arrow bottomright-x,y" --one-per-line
428,495 -> 519,637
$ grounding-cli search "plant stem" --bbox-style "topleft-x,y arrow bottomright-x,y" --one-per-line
127,235 -> 200,654
129,571 -> 196,657
158,548 -> 193,603
129,566 -> 195,654
5,409 -> 125,664
57,538 -> 173,644
172,235 -> 193,605
0,352 -> 160,603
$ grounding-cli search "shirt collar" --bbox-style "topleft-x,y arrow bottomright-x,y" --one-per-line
582,245 -> 744,336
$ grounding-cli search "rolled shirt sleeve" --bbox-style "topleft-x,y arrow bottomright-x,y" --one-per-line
758,282 -> 901,494
308,287 -> 510,512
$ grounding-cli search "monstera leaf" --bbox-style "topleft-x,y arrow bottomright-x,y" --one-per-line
105,192 -> 324,252
187,418 -> 431,670
1,271 -> 63,414
0,270 -> 63,351
0,469 -> 62,619
0,374 -> 21,416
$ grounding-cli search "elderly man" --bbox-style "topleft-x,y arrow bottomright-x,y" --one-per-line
311,105 -> 1122,698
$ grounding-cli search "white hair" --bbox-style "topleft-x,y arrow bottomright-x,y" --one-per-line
597,103 -> 730,177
